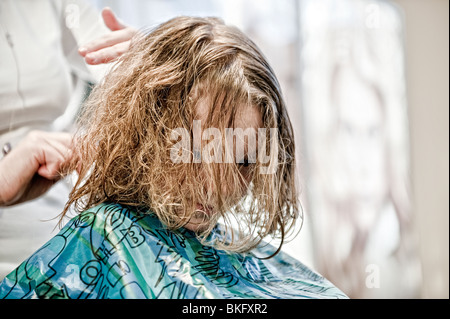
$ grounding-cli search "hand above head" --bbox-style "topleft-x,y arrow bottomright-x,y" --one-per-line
78,7 -> 138,65
0,131 -> 75,207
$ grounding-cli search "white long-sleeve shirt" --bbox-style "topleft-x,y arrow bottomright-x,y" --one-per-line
0,0 -> 110,279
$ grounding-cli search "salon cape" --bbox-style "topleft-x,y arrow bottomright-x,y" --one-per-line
0,203 -> 348,299
0,0 -> 109,280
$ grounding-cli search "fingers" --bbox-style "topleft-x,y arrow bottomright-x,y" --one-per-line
39,131 -> 73,150
79,27 -> 134,56
0,131 -> 77,206
78,7 -> 137,64
44,134 -> 75,179
84,40 -> 130,65
102,7 -> 126,31
36,147 -> 66,180
24,131 -> 74,180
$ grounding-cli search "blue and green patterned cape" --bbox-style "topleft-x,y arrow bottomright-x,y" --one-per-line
0,203 -> 347,299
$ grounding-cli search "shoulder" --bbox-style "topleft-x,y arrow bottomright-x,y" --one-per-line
246,243 -> 349,299
67,202 -> 148,230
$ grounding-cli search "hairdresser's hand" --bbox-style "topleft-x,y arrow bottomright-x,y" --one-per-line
78,7 -> 137,65
0,131 -> 73,207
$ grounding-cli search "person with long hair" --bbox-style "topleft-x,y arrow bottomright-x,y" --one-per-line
0,16 -> 347,299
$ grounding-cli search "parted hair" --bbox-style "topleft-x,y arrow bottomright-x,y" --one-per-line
61,16 -> 300,255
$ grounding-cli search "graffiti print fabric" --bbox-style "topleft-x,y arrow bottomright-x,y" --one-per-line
0,203 -> 347,299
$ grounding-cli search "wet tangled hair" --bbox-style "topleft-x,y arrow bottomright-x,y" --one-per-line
61,16 -> 300,255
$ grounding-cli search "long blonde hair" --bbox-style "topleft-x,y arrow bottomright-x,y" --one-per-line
61,16 -> 300,254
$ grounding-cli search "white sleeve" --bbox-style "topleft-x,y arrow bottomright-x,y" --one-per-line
54,0 -> 112,83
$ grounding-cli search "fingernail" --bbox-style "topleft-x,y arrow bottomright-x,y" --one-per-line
79,47 -> 87,55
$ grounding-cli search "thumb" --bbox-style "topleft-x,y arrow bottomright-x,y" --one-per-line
102,7 -> 126,31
